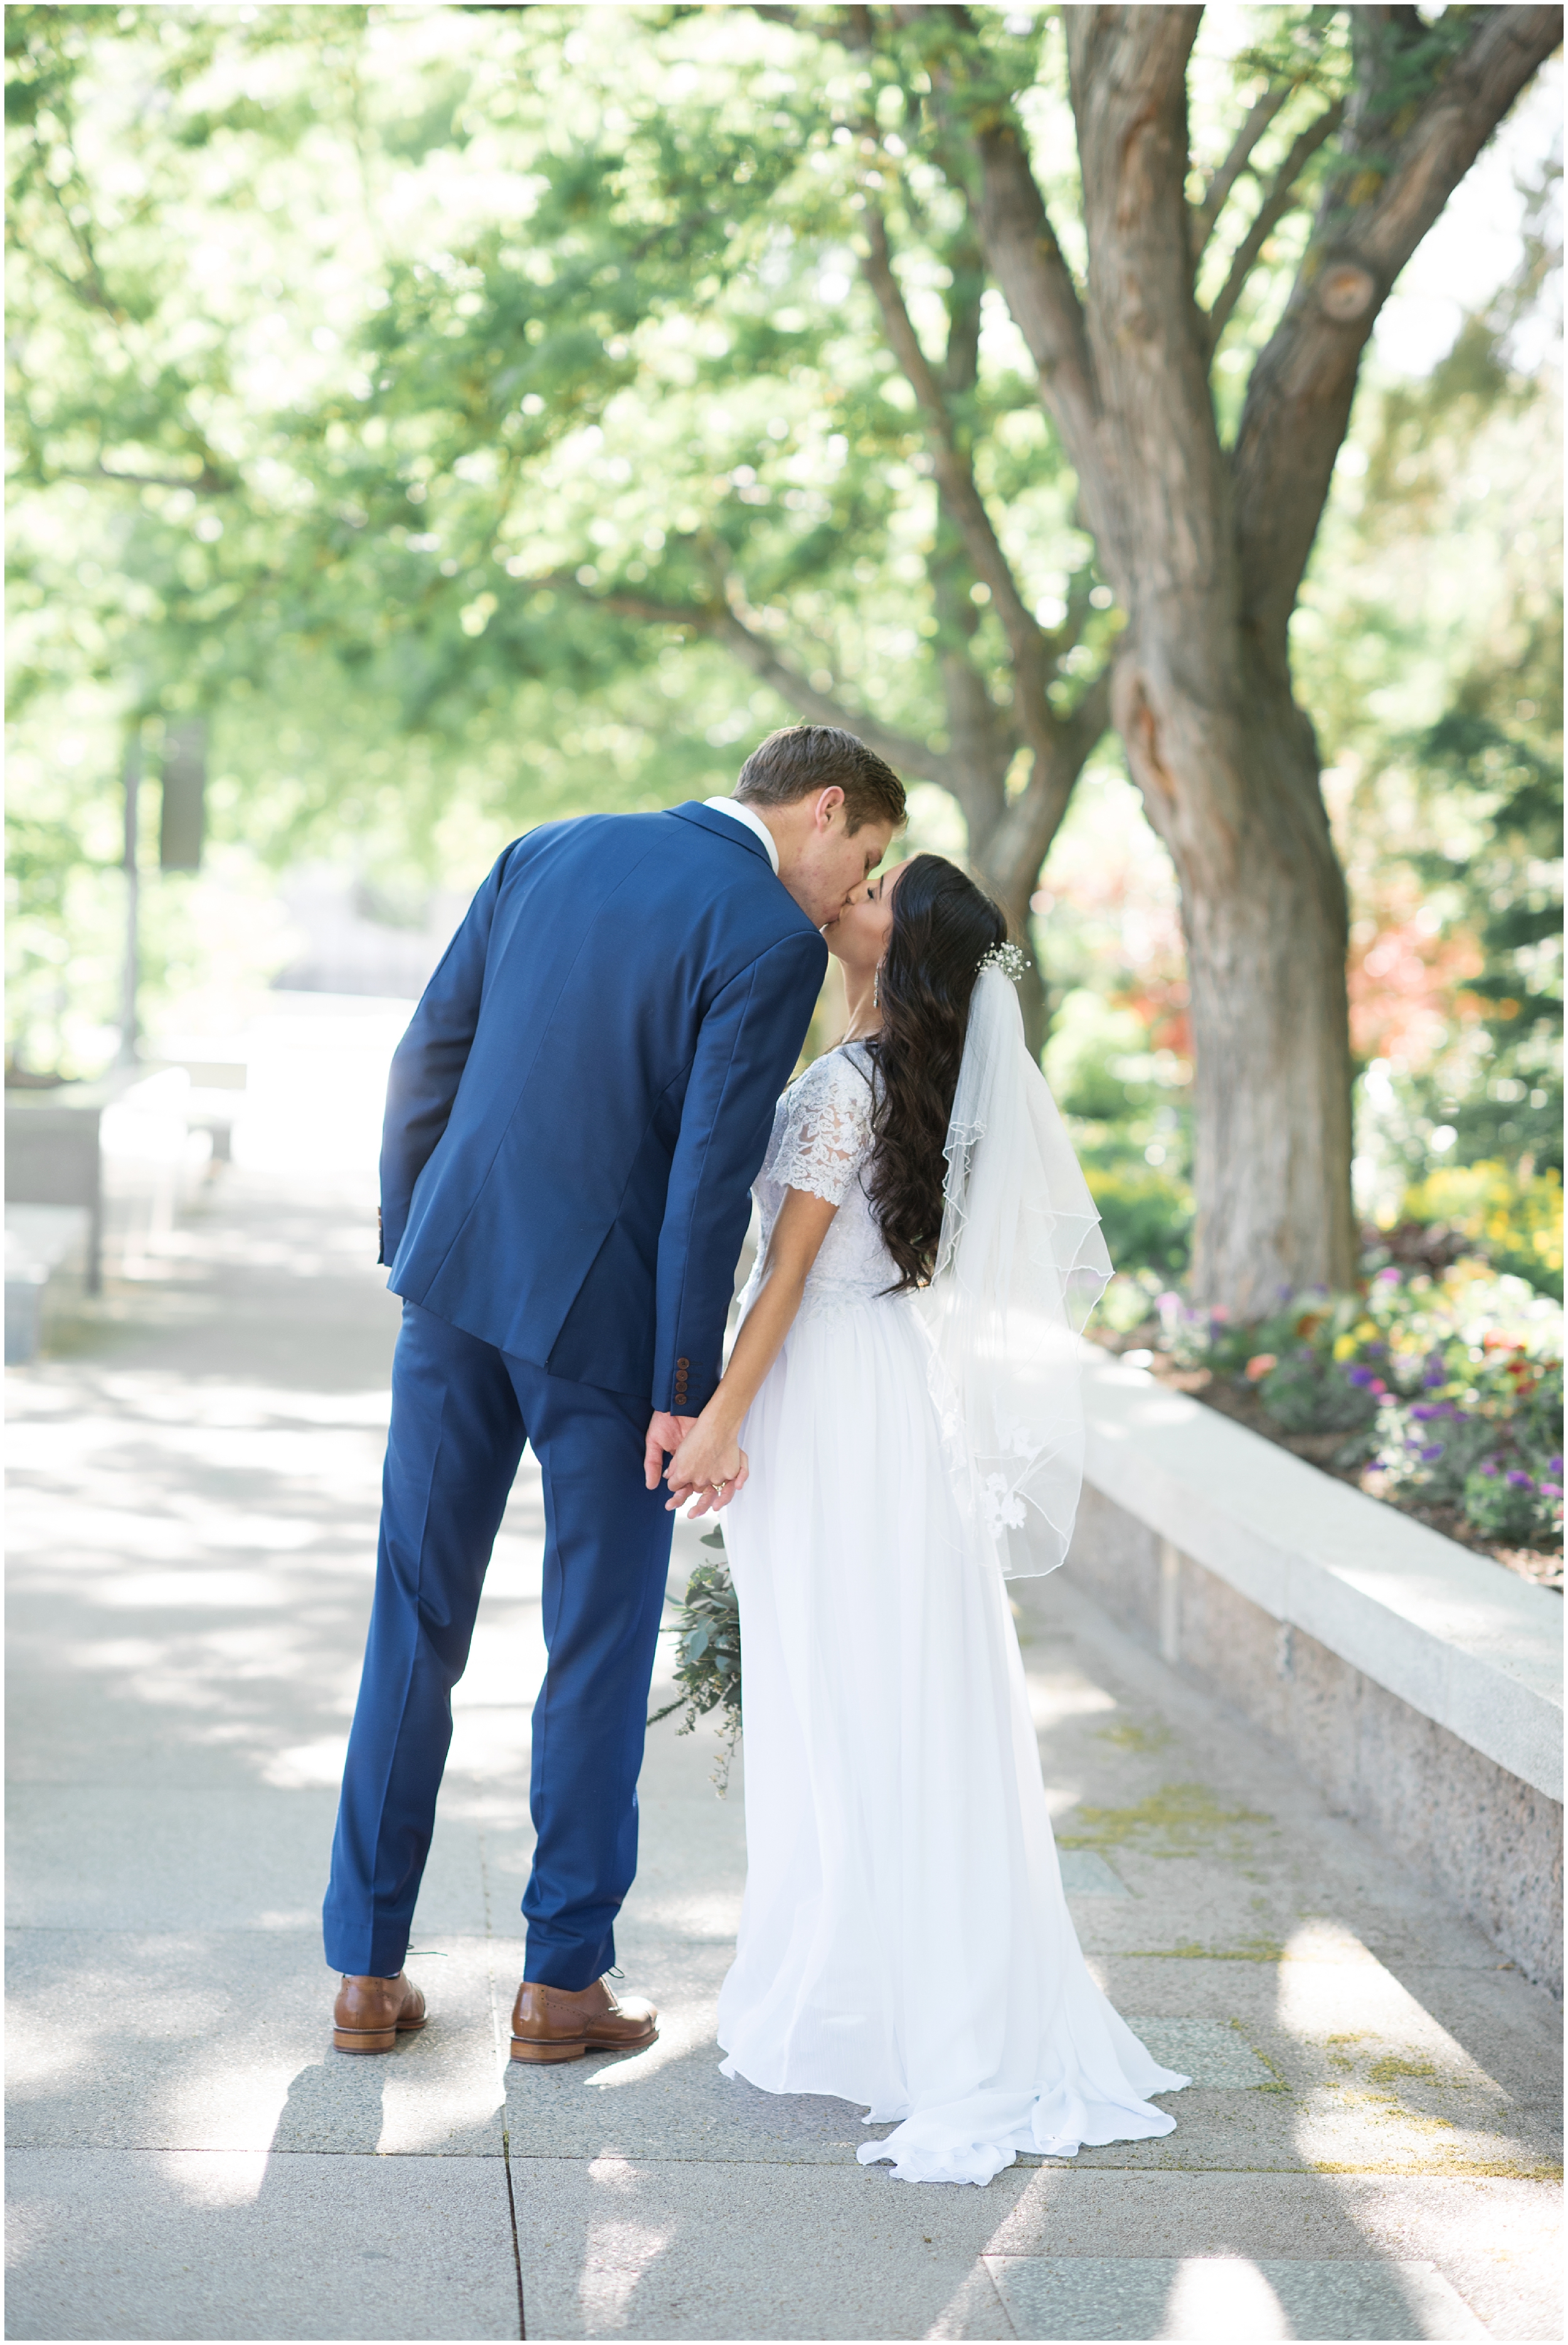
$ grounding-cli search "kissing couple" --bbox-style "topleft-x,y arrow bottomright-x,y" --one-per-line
322,724 -> 1187,2187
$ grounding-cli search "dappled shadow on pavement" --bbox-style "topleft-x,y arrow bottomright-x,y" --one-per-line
6,1162 -> 1560,2341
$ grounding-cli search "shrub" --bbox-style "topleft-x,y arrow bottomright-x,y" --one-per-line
1463,1454 -> 1564,1543
1256,1347 -> 1380,1438
1397,1159 -> 1564,1300
1085,1163 -> 1192,1278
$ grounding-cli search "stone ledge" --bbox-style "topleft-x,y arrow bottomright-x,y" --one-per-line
1079,1350 -> 1563,1803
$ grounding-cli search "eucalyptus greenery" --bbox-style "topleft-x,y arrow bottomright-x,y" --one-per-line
647,1528 -> 742,1796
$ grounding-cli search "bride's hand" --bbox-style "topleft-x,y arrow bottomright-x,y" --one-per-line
665,1422 -> 748,1516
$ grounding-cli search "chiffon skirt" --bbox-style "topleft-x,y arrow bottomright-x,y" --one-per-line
716,1291 -> 1189,2186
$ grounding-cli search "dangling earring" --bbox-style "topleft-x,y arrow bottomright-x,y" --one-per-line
872,964 -> 881,1013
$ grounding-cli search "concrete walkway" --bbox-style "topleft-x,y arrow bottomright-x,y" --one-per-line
6,1158 -> 1561,2342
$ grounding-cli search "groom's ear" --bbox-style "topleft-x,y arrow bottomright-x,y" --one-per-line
812,786 -> 847,832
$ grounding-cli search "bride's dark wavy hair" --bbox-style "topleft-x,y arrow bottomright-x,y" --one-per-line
864,853 -> 1008,1294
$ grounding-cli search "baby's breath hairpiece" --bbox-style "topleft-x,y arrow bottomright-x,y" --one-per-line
977,941 -> 1029,982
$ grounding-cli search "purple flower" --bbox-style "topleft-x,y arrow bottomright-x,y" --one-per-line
1550,1455 -> 1563,1476
1420,1445 -> 1446,1462
1375,1267 -> 1401,1284
1478,1458 -> 1500,1477
1422,1359 -> 1446,1388
1506,1470 -> 1534,1490
1542,1482 -> 1563,1499
1345,1365 -> 1377,1387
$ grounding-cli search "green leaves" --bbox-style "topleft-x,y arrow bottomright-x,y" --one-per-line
647,1550 -> 741,1797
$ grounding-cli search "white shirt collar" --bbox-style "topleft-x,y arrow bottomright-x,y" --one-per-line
702,795 -> 780,875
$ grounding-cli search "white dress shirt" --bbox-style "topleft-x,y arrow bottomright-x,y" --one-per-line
702,795 -> 780,875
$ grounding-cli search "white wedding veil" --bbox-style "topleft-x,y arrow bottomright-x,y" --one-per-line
917,954 -> 1112,1578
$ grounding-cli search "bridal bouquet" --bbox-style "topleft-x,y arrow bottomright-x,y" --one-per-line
647,1528 -> 741,1794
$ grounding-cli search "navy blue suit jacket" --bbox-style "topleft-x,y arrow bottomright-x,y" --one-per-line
379,802 -> 827,1415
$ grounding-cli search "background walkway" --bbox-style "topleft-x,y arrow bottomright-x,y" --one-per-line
6,1135 -> 1560,2341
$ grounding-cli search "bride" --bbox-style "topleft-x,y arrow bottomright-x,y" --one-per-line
664,853 -> 1188,2187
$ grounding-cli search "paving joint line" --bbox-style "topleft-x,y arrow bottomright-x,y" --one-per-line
477,1821 -> 525,2337
501,2129 -> 527,2341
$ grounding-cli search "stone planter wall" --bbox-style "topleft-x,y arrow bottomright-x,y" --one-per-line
1060,1354 -> 1564,1995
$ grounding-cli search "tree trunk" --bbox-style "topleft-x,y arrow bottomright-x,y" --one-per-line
975,9 -> 1356,1307
1116,637 -> 1355,1307
969,711 -> 1106,1067
958,1 -> 1559,1309
977,829 -> 1047,1060
926,512 -> 1057,1055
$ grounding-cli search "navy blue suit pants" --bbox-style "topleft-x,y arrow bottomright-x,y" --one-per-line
323,1300 -> 674,1986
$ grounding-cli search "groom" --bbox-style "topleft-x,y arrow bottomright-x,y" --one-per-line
324,725 -> 904,2059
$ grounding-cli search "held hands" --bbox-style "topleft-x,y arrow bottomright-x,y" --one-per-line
644,1412 -> 697,1492
664,1418 -> 749,1518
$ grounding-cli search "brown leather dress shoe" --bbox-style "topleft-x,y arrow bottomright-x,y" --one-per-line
510,1975 -> 658,2064
332,1970 -> 428,2055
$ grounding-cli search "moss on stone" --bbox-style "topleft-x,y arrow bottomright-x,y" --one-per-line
1120,1938 -> 1287,1962
1367,2053 -> 1447,2090
1093,1718 -> 1174,1753
1056,1780 -> 1272,1856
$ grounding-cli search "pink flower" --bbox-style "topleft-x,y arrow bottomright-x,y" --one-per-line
1244,1354 -> 1277,1381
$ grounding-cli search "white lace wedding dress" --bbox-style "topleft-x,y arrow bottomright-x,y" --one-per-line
715,1042 -> 1189,2186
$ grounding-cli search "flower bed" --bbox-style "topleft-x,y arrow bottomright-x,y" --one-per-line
1097,1262 -> 1563,1592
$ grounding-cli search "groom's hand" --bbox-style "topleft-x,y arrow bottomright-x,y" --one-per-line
644,1411 -> 697,1492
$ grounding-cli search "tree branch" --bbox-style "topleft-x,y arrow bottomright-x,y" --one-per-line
960,113 -> 1101,487
1234,3 -> 1562,649
712,602 -> 950,782
1057,3 -> 1222,590
978,666 -> 1113,900
526,569 -> 949,782
919,4 -> 1102,478
1190,85 -> 1291,257
48,459 -> 236,495
1204,98 -> 1346,347
858,203 -> 1105,791
859,205 -> 1048,710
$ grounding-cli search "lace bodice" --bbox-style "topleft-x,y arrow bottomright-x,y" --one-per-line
742,1043 -> 901,1324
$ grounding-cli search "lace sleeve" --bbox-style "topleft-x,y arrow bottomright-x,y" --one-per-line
771,1048 -> 874,1207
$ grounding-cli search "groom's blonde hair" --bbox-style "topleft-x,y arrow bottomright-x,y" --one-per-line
735,725 -> 906,835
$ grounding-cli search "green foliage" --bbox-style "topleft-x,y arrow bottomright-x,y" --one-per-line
1462,1444 -> 1562,1545
1399,1159 -> 1564,1300
646,1536 -> 741,1797
1290,144 -> 1562,1235
1410,701 -> 1563,1177
1254,1346 -> 1380,1438
4,0 -> 1559,1299
1085,1164 -> 1193,1282
5,0 -> 1117,1074
1040,933 -> 1196,1277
